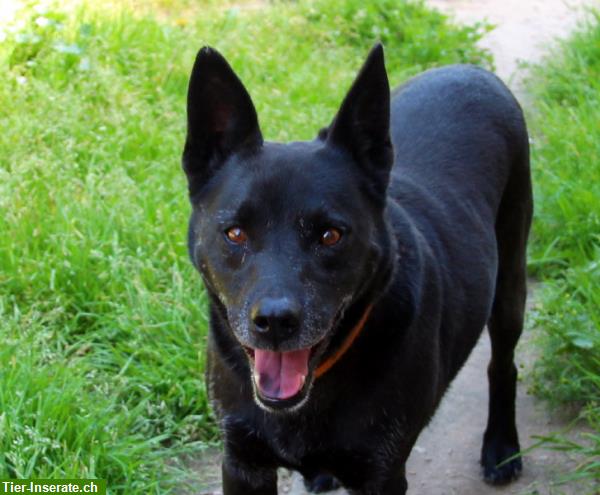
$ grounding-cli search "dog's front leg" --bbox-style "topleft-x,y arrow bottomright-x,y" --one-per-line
378,466 -> 408,495
349,465 -> 408,495
221,455 -> 277,495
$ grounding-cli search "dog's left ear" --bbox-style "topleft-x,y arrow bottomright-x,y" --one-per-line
326,44 -> 393,202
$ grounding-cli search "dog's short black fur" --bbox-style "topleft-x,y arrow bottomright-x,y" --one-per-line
182,44 -> 533,494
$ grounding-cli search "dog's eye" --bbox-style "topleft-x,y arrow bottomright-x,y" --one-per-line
320,227 -> 342,247
224,226 -> 248,245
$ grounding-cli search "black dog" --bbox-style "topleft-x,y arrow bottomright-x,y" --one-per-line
182,44 -> 532,494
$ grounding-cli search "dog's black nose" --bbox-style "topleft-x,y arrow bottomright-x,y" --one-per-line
251,297 -> 301,338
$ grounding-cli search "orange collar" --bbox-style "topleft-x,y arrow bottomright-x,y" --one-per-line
315,304 -> 374,378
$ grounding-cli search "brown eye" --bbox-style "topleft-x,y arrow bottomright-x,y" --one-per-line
225,226 -> 247,245
320,227 -> 342,247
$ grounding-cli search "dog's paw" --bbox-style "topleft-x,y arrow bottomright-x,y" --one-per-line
303,473 -> 341,493
480,436 -> 522,485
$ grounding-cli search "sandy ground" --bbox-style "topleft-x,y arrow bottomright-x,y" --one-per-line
182,1 -> 598,494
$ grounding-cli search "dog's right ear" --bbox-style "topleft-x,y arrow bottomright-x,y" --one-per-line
182,47 -> 262,195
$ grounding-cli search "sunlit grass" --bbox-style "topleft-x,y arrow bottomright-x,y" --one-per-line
527,9 -> 600,490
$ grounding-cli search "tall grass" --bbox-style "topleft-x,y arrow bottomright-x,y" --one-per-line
527,9 -> 600,488
0,0 -> 491,491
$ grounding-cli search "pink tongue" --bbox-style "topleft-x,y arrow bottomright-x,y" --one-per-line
254,348 -> 310,400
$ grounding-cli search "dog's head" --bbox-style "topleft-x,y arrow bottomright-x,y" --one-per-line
183,45 -> 395,411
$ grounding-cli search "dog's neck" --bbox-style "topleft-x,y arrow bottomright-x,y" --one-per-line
314,303 -> 374,378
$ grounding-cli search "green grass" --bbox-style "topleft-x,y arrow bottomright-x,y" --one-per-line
0,0 -> 491,491
527,9 -> 600,488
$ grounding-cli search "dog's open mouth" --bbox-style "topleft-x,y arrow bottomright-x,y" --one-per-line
252,348 -> 310,399
244,342 -> 327,408
240,302 -> 360,408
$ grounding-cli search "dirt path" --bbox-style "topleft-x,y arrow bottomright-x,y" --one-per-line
184,2 -> 596,494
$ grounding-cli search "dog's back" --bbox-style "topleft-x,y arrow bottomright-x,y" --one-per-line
391,65 -> 527,218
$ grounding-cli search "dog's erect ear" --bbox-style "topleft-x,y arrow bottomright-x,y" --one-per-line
183,47 -> 262,194
326,44 -> 392,201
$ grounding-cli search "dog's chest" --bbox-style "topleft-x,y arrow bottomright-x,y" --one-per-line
262,408 -> 406,474
264,415 -> 323,466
